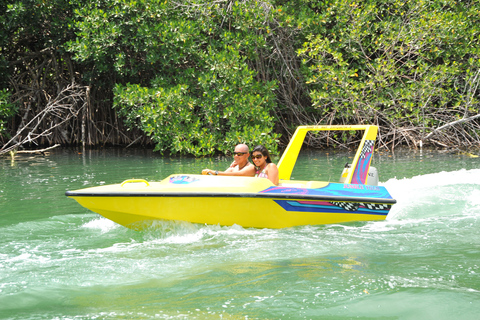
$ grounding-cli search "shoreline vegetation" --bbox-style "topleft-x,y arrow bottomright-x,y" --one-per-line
1,0 -> 479,157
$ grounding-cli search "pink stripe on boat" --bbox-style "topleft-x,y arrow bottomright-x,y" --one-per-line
297,201 -> 335,206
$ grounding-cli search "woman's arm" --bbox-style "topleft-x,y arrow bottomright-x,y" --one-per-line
266,163 -> 279,185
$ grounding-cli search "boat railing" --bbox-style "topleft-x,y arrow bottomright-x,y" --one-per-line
121,179 -> 150,187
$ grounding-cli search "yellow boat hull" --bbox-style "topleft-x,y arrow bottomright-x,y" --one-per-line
67,175 -> 395,229
72,196 -> 389,229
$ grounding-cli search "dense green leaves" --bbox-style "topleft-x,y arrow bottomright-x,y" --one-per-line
0,89 -> 17,136
298,0 -> 480,145
69,0 -> 280,156
2,0 -> 479,151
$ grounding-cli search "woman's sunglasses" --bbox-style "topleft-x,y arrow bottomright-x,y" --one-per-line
251,154 -> 263,159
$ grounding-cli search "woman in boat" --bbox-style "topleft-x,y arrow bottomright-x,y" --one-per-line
251,145 -> 279,185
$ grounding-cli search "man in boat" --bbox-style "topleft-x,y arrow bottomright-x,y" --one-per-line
202,143 -> 256,176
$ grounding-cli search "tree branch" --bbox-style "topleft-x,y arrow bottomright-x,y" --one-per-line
424,112 -> 480,141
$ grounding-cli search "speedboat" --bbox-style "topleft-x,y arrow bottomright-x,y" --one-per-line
66,125 -> 396,229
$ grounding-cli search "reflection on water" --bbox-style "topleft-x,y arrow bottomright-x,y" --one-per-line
0,148 -> 479,319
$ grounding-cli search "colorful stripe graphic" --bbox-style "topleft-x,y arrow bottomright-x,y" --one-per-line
351,139 -> 375,184
260,182 -> 393,200
274,200 -> 390,216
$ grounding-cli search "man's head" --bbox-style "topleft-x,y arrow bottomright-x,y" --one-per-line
233,143 -> 250,164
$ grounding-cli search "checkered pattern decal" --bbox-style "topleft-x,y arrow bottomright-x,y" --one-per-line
359,140 -> 375,158
361,203 -> 392,210
330,201 -> 359,211
330,201 -> 392,212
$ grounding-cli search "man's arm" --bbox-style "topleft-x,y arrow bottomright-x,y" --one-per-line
202,163 -> 255,177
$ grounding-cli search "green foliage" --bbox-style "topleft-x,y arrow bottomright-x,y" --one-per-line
3,0 -> 78,53
3,0 -> 479,150
0,0 -> 84,145
113,49 -> 280,156
298,0 -> 480,130
0,89 -> 17,136
86,0 -> 281,156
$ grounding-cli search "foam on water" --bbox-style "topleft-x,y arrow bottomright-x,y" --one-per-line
382,168 -> 480,220
82,216 -> 119,233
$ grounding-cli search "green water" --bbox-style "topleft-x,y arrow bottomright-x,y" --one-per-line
1,148 -> 479,319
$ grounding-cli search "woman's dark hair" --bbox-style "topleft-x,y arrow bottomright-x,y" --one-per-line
252,145 -> 272,163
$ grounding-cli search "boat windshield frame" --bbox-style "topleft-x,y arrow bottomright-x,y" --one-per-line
277,125 -> 378,184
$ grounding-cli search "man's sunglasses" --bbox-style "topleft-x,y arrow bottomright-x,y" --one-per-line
251,154 -> 263,159
233,152 -> 247,156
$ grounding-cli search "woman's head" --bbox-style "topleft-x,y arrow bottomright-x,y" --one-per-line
251,145 -> 272,164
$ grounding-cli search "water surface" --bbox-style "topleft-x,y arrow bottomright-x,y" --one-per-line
1,148 -> 479,319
